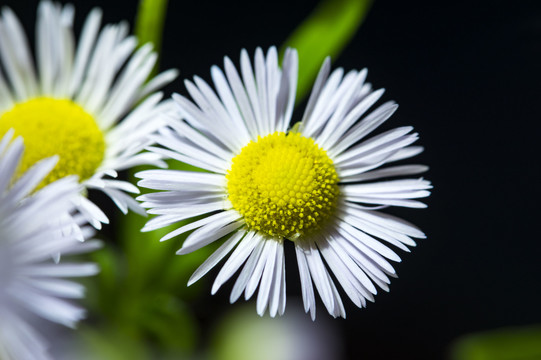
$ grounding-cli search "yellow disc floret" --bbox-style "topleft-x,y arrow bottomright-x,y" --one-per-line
227,131 -> 340,240
0,97 -> 105,188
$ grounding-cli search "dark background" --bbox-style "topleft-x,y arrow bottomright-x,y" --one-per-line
5,0 -> 541,359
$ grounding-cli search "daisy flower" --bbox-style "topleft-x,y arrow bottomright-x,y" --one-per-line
136,47 -> 432,319
0,129 -> 100,360
0,1 -> 177,229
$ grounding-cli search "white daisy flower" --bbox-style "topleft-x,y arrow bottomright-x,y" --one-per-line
136,47 -> 432,319
0,1 -> 178,229
0,129 -> 100,360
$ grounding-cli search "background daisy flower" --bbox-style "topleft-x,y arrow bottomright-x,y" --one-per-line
137,47 -> 432,319
0,1 -> 178,229
0,129 -> 100,360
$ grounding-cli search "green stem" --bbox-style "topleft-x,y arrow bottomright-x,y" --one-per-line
281,0 -> 373,102
134,0 -> 169,74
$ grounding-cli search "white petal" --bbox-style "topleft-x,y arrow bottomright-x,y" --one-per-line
212,231 -> 259,294
244,235 -> 272,300
177,218 -> 243,255
295,243 -> 316,319
188,230 -> 246,286
256,239 -> 278,316
163,209 -> 238,242
230,238 -> 266,303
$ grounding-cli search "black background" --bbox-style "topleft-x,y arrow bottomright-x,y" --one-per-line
4,0 -> 541,359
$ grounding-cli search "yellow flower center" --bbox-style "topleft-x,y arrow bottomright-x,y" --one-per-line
227,131 -> 340,240
0,97 -> 105,188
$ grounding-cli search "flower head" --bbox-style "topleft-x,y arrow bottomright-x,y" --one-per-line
0,1 -> 177,229
137,47 -> 431,319
0,130 -> 99,360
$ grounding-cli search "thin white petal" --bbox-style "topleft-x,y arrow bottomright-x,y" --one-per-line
177,218 -> 243,255
188,230 -> 246,286
212,231 -> 259,294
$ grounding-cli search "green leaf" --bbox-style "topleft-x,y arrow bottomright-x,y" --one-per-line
138,293 -> 198,353
450,325 -> 541,360
134,0 -> 169,72
73,325 -> 150,360
281,0 -> 373,101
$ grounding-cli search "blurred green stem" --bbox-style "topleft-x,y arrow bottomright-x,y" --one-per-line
282,0 -> 373,101
135,0 -> 169,74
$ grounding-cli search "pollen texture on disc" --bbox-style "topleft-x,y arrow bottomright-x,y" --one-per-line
226,131 -> 340,239
0,97 -> 105,188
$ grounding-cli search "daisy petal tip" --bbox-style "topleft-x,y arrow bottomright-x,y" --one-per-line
169,68 -> 180,78
134,171 -> 146,179
2,6 -> 14,17
211,283 -> 221,295
187,277 -> 198,287
229,293 -> 240,304
161,236 -> 173,243
322,56 -> 331,67
92,221 -> 102,231
176,246 -> 191,254
171,92 -> 184,104
223,55 -> 234,68
140,225 -> 152,233
183,78 -> 194,89
86,264 -> 101,276
3,128 -> 15,140
112,204 -> 127,215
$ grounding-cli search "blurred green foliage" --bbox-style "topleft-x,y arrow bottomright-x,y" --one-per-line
211,306 -> 293,360
281,0 -> 373,102
134,0 -> 168,74
80,0 -> 371,358
83,169 -> 214,358
451,326 -> 541,360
